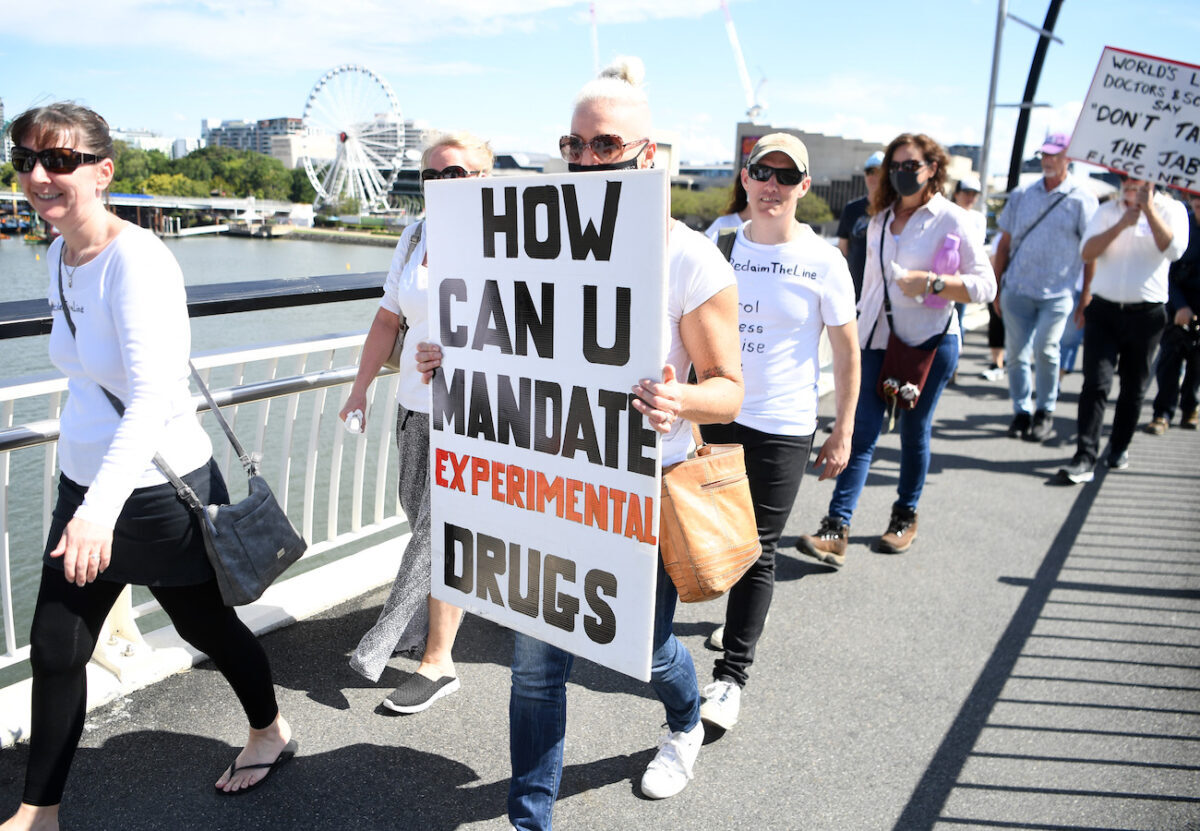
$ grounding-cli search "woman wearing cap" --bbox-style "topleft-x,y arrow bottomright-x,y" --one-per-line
797,132 -> 995,563
4,102 -> 294,830
416,56 -> 743,829
697,133 -> 859,732
338,132 -> 494,714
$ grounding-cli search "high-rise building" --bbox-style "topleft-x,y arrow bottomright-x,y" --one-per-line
256,117 -> 304,156
202,119 -> 258,152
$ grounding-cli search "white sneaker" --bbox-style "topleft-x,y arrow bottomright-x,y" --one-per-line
706,625 -> 725,651
699,680 -> 741,730
640,721 -> 703,799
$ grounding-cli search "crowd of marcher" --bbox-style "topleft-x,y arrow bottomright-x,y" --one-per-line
3,52 -> 1195,831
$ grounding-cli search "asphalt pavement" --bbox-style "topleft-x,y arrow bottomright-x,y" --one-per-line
2,334 -> 1198,831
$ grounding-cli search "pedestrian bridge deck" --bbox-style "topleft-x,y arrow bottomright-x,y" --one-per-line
1,336 -> 1197,831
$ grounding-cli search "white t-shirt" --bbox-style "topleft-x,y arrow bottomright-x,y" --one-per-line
705,213 -> 744,243
661,222 -> 738,465
380,221 -> 432,413
728,224 -> 857,436
1082,195 -> 1189,304
48,224 -> 213,529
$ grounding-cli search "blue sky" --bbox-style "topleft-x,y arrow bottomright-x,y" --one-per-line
2,0 -> 1196,169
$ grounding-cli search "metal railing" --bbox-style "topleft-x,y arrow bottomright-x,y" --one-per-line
0,275 -> 404,675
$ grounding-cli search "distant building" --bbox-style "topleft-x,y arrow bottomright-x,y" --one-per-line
202,119 -> 258,152
111,128 -> 176,157
256,117 -> 304,156
948,144 -> 982,170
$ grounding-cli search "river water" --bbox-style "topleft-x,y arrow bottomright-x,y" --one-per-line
0,234 -> 396,660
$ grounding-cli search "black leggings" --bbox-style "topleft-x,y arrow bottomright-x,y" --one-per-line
700,421 -> 814,688
24,567 -> 279,806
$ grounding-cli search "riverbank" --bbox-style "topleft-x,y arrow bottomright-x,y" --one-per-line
283,226 -> 404,247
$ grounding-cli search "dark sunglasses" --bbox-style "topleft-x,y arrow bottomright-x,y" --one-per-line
746,163 -> 807,187
888,160 -> 928,174
11,147 -> 104,174
420,165 -> 483,182
559,134 -> 649,163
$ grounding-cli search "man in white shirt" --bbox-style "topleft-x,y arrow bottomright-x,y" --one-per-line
1057,177 -> 1190,483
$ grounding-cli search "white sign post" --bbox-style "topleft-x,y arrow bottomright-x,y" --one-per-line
1067,47 -> 1200,195
424,169 -> 669,682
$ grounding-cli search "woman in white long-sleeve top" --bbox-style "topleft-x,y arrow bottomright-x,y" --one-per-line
3,102 -> 293,831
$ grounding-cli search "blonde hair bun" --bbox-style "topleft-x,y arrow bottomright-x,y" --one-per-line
599,56 -> 645,88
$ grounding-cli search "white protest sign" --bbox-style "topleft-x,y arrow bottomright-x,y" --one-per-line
1067,47 -> 1200,194
424,169 -> 669,682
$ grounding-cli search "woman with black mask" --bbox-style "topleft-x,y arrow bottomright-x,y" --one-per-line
796,133 -> 995,563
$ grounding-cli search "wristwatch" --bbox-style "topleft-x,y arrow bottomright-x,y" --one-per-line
930,275 -> 946,295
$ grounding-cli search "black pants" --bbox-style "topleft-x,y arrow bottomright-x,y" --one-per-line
1152,324 -> 1200,420
24,568 -> 279,806
700,421 -> 813,688
1076,297 -> 1167,464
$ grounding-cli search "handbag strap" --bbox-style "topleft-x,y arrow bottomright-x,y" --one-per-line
1006,187 -> 1073,269
55,253 -> 243,520
869,208 -> 953,347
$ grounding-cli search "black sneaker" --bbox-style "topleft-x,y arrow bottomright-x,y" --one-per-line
1007,412 -> 1032,439
1024,410 -> 1052,442
1106,450 -> 1129,470
382,674 -> 460,714
1056,456 -> 1094,485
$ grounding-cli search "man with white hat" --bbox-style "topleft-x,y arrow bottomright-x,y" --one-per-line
992,132 -> 1098,442
836,150 -> 885,302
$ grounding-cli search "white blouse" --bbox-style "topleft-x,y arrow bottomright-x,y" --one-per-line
857,193 -> 997,349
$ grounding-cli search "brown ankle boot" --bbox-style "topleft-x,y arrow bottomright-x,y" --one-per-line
877,505 -> 918,553
796,517 -> 849,568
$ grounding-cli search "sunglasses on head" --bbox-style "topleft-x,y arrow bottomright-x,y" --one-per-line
11,147 -> 104,174
420,165 -> 483,182
888,160 -> 928,174
559,134 -> 649,164
746,162 -> 807,187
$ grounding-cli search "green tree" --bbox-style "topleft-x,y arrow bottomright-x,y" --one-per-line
670,185 -> 732,226
0,162 -> 14,188
291,167 -> 316,204
141,173 -> 209,197
795,191 -> 833,224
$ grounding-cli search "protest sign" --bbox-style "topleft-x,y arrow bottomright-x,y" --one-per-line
424,169 -> 669,681
1067,47 -> 1200,194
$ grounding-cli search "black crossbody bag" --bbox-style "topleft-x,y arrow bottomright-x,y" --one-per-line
56,254 -> 307,605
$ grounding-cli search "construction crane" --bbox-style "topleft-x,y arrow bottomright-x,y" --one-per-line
720,0 -> 766,122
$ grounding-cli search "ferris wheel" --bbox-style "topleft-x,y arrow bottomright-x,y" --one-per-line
301,64 -> 404,213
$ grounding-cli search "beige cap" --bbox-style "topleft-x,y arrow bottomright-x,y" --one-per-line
747,132 -> 810,174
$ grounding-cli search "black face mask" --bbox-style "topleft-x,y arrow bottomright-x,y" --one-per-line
567,153 -> 645,173
889,168 -> 924,197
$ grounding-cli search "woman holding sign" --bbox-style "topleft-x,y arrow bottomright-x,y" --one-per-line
417,56 -> 744,830
339,133 -> 493,714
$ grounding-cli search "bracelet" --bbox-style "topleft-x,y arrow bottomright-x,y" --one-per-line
925,272 -> 934,296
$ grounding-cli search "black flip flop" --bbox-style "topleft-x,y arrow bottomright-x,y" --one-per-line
215,739 -> 298,796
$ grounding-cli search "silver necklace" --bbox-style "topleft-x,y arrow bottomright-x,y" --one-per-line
63,249 -> 80,288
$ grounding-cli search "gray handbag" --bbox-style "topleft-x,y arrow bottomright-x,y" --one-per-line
57,254 -> 307,605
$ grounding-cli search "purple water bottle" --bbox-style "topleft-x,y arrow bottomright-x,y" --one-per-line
923,233 -> 959,309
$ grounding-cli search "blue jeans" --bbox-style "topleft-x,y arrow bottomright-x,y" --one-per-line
827,335 -> 959,523
1001,291 -> 1074,414
508,557 -> 699,831
1060,291 -> 1085,374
